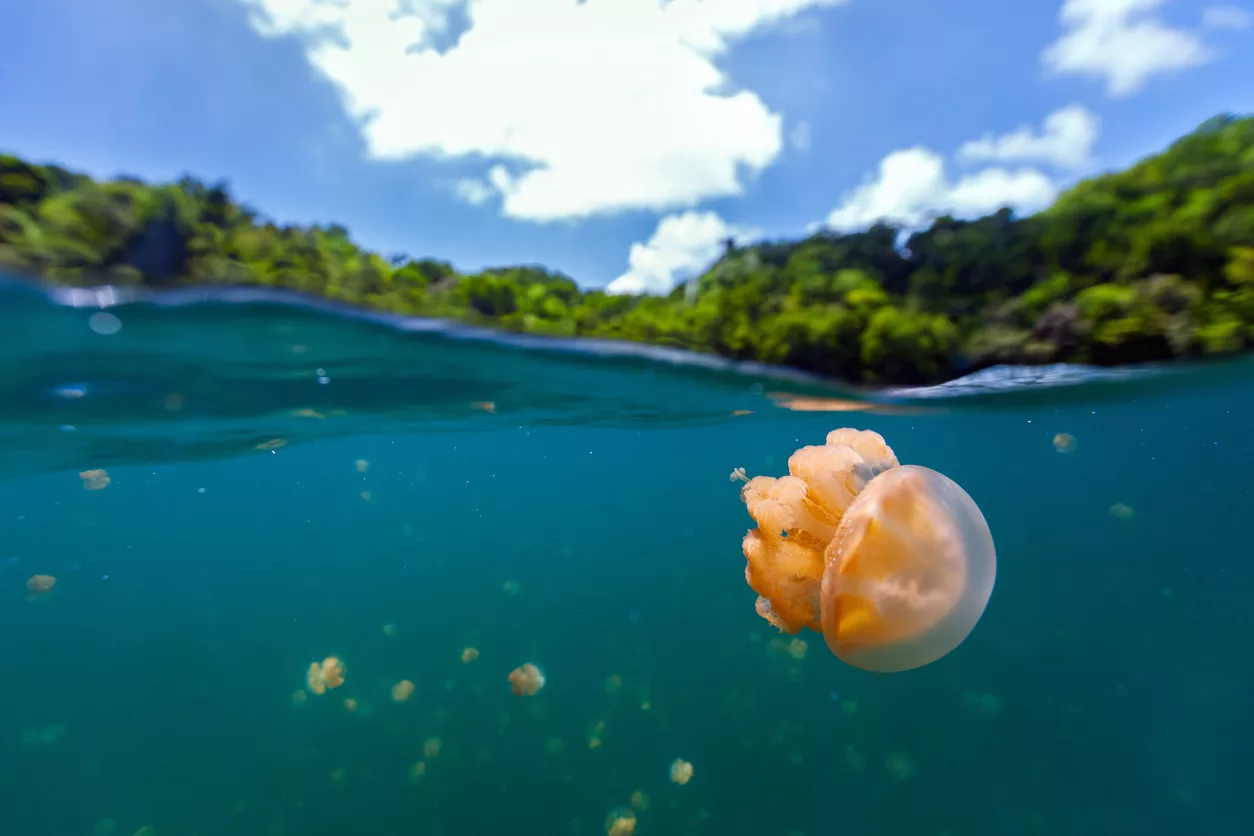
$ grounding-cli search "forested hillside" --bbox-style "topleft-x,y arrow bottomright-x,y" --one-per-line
2,114 -> 1251,384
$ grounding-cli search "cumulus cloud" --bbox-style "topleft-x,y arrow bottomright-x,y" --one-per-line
1202,5 -> 1252,29
958,105 -> 1101,170
1043,0 -> 1210,97
237,0 -> 845,222
606,211 -> 756,296
822,148 -> 1057,233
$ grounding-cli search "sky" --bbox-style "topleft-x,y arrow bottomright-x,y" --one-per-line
1,0 -> 1252,293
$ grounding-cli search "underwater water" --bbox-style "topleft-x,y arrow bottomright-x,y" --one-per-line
0,279 -> 1250,836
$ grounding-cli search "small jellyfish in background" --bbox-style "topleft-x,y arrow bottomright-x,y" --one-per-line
79,470 -> 110,490
733,428 -> 996,673
26,574 -> 57,599
670,758 -> 694,785
604,808 -> 636,836
508,663 -> 546,696
343,698 -> 358,712
306,656 -> 346,695
391,680 -> 415,702
355,459 -> 369,473
1052,433 -> 1077,453
461,647 -> 480,663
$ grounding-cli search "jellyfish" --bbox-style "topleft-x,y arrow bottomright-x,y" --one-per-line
669,758 -> 693,785
306,656 -> 346,695
26,574 -> 56,597
79,470 -> 110,490
392,680 -> 415,702
734,428 -> 996,673
461,647 -> 480,663
508,663 -> 546,696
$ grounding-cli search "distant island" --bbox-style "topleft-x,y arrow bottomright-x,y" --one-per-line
2,114 -> 1251,385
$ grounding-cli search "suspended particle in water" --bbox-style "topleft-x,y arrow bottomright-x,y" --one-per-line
470,401 -> 496,413
88,312 -> 121,335
669,758 -> 693,785
164,392 -> 185,411
508,663 -> 545,696
1053,433 -> 1077,453
79,470 -> 111,490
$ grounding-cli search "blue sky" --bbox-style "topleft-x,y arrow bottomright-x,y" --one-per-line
1,0 -> 1251,292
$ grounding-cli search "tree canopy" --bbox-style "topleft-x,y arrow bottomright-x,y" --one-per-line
2,113 -> 1252,385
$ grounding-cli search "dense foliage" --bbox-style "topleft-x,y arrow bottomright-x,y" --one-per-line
2,114 -> 1252,384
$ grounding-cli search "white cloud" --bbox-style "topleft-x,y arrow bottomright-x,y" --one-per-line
823,147 -> 1057,232
237,0 -> 846,222
958,105 -> 1101,170
1043,0 -> 1210,97
1202,5 -> 1252,29
606,211 -> 755,296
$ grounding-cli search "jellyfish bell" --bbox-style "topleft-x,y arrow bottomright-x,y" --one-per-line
737,429 -> 996,673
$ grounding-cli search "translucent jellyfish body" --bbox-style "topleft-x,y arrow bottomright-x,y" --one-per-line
737,428 -> 995,672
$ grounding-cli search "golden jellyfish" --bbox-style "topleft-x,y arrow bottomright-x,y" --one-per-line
391,680 -> 415,702
669,758 -> 693,785
508,663 -> 546,696
1053,433 -> 1077,453
306,656 -> 346,695
79,469 -> 110,490
734,428 -> 996,673
424,736 -> 442,759
26,574 -> 57,596
355,459 -> 369,473
343,698 -> 358,712
605,809 -> 636,836
461,647 -> 480,663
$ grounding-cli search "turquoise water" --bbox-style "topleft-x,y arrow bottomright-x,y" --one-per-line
1,280 -> 1250,836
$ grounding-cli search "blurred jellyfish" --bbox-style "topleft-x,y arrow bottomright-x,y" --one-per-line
79,470 -> 111,490
735,428 -> 996,673
306,656 -> 346,695
392,680 -> 415,702
382,623 -> 397,637
670,758 -> 693,785
508,663 -> 546,696
461,647 -> 479,663
343,698 -> 358,712
604,808 -> 636,836
424,736 -> 442,759
291,690 -> 308,707
1053,433 -> 1077,453
502,579 -> 520,596
630,791 -> 650,811
26,574 -> 56,598
355,459 -> 369,473
1110,502 -> 1134,519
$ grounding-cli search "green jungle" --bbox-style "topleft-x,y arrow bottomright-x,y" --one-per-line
2,114 -> 1252,385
